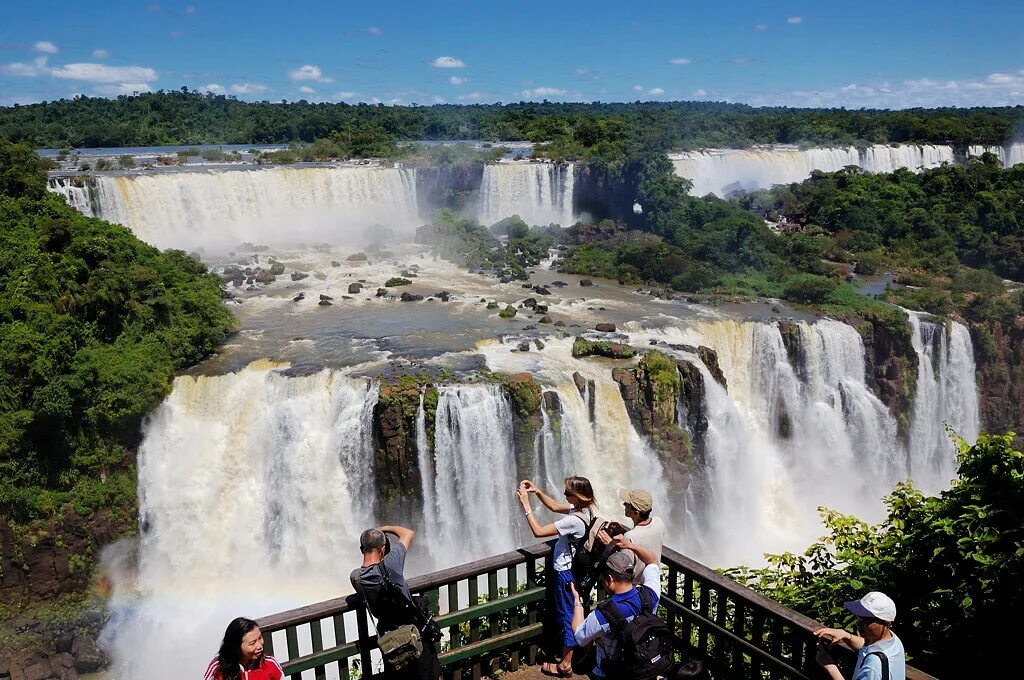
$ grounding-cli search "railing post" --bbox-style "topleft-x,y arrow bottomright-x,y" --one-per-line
507,565 -> 521,671
448,582 -> 463,680
356,606 -> 372,680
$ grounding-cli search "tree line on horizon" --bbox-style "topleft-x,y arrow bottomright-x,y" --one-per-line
1,88 -> 1021,150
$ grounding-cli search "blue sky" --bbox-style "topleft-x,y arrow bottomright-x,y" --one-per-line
2,1 -> 1023,109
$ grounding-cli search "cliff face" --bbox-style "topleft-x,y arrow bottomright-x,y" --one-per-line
841,315 -> 919,435
414,165 -> 484,216
372,381 -> 438,524
971,320 -> 1024,434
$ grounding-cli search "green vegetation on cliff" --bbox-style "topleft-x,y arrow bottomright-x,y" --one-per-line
726,432 -> 1023,678
0,138 -> 236,523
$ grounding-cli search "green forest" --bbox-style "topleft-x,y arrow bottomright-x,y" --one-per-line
0,138 -> 235,525
1,89 -> 1021,149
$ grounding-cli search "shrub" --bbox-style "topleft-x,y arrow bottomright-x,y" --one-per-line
782,274 -> 839,304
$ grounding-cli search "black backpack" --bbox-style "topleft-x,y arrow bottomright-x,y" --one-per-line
570,512 -> 606,594
597,586 -> 675,680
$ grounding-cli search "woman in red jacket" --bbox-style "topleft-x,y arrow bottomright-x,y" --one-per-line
204,617 -> 283,680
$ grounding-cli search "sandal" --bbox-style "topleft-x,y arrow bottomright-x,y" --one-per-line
541,662 -> 572,677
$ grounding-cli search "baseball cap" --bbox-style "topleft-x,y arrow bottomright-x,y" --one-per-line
604,550 -> 636,579
618,488 -> 653,513
844,592 -> 897,622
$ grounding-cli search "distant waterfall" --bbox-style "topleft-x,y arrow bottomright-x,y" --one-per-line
670,144 -> 956,197
479,161 -> 576,227
907,314 -> 980,493
48,165 -> 420,251
967,141 -> 1024,167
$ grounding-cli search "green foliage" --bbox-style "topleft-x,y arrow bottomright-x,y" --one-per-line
117,154 -> 135,169
571,338 -> 637,359
782,273 -> 839,304
0,138 -> 236,522
725,431 -> 1024,678
384,277 -> 412,287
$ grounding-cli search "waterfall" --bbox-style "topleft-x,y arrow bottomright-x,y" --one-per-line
106,362 -> 379,680
670,144 -> 956,197
907,314 -> 980,493
427,384 -> 522,560
47,165 -> 420,251
968,141 -> 1024,167
479,161 -> 576,227
533,394 -> 563,492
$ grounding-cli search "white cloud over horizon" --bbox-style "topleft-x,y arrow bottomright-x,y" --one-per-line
288,65 -> 333,82
203,83 -> 225,94
1,56 -> 49,77
299,86 -> 315,94
34,41 -> 58,54
634,85 -> 664,96
51,63 -> 158,83
449,76 -> 467,85
432,56 -> 466,68
522,86 -> 566,97
95,82 -> 151,96
457,91 -> 485,101
230,83 -> 269,95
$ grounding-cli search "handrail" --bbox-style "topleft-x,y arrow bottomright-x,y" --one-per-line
258,542 -> 937,680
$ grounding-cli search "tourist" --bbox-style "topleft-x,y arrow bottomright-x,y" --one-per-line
814,591 -> 906,680
517,476 -> 599,677
570,534 -> 669,679
351,526 -> 442,680
203,617 -> 283,680
618,487 -> 666,584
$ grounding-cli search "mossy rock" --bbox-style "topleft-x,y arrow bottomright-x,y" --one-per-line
499,305 -> 517,318
347,252 -> 368,261
385,277 -> 412,287
486,300 -> 499,309
571,337 -> 636,359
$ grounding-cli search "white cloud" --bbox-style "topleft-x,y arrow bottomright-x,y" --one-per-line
367,26 -> 382,35
289,64 -> 333,82
787,16 -> 803,24
633,85 -> 644,92
299,86 -> 315,94
203,83 -> 225,94
91,49 -> 110,59
34,41 -> 58,54
333,91 -> 357,100
432,56 -> 466,69
230,83 -> 269,95
1,56 -> 49,77
694,89 -> 707,97
95,82 -> 152,96
430,95 -> 446,103
51,63 -> 158,83
449,76 -> 467,85
754,23 -> 769,31
670,57 -> 692,65
521,86 -> 566,97
648,87 -> 665,95
457,91 -> 486,101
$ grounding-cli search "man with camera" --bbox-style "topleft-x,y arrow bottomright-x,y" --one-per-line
814,591 -> 906,680
351,526 -> 442,680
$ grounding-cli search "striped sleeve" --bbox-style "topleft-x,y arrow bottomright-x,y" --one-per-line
204,658 -> 220,680
265,656 -> 284,680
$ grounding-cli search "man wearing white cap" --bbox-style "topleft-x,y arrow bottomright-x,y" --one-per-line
618,488 -> 666,585
814,591 -> 906,680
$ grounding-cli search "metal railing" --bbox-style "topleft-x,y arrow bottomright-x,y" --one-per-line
258,543 -> 936,680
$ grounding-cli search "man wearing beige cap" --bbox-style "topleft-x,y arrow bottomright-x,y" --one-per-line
618,488 -> 666,584
814,591 -> 906,680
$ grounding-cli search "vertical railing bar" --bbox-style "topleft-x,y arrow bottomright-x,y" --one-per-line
310,618 -> 326,680
448,582 -> 463,680
507,564 -> 521,671
698,578 -> 711,657
356,607 -> 372,680
469,575 -> 481,680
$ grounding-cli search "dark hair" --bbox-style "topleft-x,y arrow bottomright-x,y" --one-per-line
670,660 -> 708,680
217,617 -> 260,680
563,476 -> 596,508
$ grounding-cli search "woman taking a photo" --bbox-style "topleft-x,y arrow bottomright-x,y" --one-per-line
517,475 -> 598,677
204,617 -> 283,680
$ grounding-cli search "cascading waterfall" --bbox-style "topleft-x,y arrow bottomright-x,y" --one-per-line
670,144 -> 956,197
532,394 -> 564,492
967,141 -> 1024,167
48,165 -> 421,251
907,314 -> 980,493
106,362 -> 379,680
479,161 -> 576,227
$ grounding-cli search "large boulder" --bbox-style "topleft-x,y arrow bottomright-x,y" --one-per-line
348,282 -> 363,294
571,337 -> 636,359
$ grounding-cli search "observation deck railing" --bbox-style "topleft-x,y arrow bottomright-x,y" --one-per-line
257,542 -> 936,680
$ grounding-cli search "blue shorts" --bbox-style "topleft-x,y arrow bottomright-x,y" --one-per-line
554,569 -> 577,648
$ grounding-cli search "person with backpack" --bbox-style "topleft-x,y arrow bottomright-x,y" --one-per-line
570,534 -> 672,680
814,591 -> 906,680
351,526 -> 442,680
517,476 -> 599,677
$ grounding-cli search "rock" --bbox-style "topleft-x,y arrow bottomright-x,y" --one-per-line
438,291 -> 451,302
517,341 -> 531,352
72,634 -> 106,673
522,283 -> 533,289
543,391 -> 561,414
534,339 -> 545,350
579,279 -> 593,287
376,288 -> 388,297
571,337 -> 636,359
499,305 -> 517,319
292,292 -> 305,302
252,269 -> 275,284
348,283 -> 362,294
385,277 -> 412,287
533,286 -> 551,295
290,272 -> 309,281
318,299 -> 332,306
346,252 -> 368,261
331,261 -> 341,267
697,346 -> 727,389
572,372 -> 587,397
539,315 -> 553,324
400,292 -> 424,302
400,270 -> 418,278
319,294 -> 333,301
342,295 -> 353,300
269,262 -> 286,275
551,281 -> 568,287
522,298 -> 538,308
499,276 -> 511,284
486,301 -> 499,309
480,298 -> 487,303
650,339 -> 659,345
554,320 -> 566,327
595,323 -> 616,333
523,324 -> 537,330
535,304 -> 548,313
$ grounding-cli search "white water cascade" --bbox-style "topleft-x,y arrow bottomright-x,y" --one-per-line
967,141 -> 1024,167
106,362 -> 379,680
479,161 -> 576,227
670,144 -> 957,197
907,314 -> 980,493
47,165 -> 420,251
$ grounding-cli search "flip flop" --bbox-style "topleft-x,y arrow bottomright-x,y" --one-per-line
540,662 -> 572,677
